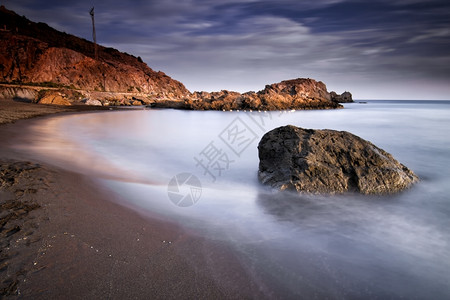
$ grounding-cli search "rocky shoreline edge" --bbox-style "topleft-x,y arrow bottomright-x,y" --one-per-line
1,6 -> 352,112
1,78 -> 351,111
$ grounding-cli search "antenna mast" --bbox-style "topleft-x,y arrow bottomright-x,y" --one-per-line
90,7 -> 98,60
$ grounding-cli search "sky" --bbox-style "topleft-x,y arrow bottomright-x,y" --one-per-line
3,0 -> 450,99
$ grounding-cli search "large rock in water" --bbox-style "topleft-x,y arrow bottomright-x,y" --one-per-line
330,91 -> 353,103
182,78 -> 343,111
258,125 -> 418,194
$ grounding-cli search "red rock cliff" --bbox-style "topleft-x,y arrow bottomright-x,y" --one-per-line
0,5 -> 346,110
0,6 -> 189,99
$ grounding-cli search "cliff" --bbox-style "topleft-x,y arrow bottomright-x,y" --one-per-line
0,5 -> 189,100
169,78 -> 342,110
0,6 -> 346,110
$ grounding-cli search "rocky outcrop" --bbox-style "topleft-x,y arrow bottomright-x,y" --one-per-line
0,6 -> 350,110
176,78 -> 342,110
0,6 -> 189,100
0,86 -> 37,101
330,91 -> 353,103
258,125 -> 418,194
257,78 -> 332,108
83,98 -> 102,106
33,88 -> 86,105
37,91 -> 71,106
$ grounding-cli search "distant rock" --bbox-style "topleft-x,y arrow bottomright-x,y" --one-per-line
84,98 -> 102,106
178,78 -> 343,111
37,91 -> 71,106
330,91 -> 353,103
258,125 -> 418,194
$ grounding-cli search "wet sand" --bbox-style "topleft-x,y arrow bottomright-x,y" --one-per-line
0,97 -> 112,125
0,99 -> 265,299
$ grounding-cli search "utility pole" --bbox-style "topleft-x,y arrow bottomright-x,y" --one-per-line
90,7 -> 98,60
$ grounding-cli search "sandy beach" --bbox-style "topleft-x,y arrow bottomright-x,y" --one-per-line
0,97 -> 113,125
0,99 -> 264,299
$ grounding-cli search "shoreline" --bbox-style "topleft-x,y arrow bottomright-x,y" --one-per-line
0,100 -> 265,298
0,97 -> 118,126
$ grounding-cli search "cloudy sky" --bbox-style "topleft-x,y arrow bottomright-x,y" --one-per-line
4,0 -> 450,99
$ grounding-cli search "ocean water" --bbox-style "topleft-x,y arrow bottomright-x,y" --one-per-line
17,101 -> 450,298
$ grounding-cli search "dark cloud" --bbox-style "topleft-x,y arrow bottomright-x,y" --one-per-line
4,0 -> 450,99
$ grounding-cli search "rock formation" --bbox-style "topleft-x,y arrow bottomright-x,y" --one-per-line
176,78 -> 342,110
258,125 -> 418,194
0,5 -> 189,100
253,78 -> 339,110
330,91 -> 353,103
0,6 -> 348,110
37,90 -> 71,106
84,99 -> 102,106
0,86 -> 37,101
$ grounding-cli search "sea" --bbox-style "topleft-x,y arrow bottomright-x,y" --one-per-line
15,100 -> 450,299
